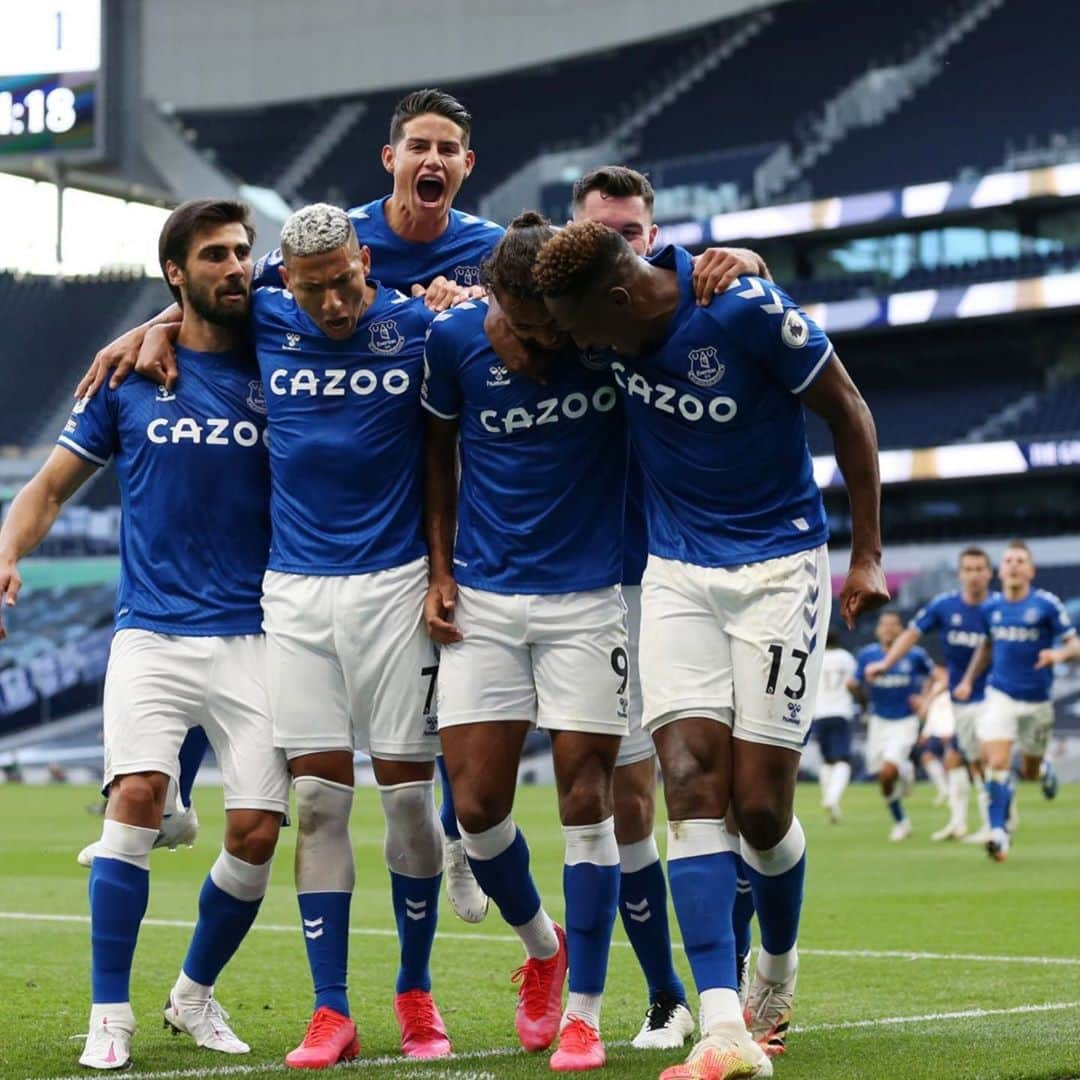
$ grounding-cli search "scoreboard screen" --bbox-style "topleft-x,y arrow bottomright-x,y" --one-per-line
0,0 -> 103,161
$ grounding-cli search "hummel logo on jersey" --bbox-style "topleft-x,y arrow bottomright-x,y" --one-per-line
283,332 -> 301,351
156,384 -> 176,403
246,380 -> 267,415
487,363 -> 511,387
951,613 -> 963,625
370,319 -> 405,355
688,346 -> 724,387
454,264 -> 482,286
781,308 -> 810,349
1024,607 -> 1040,624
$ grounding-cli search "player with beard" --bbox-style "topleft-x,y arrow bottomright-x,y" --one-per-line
533,220 -> 886,1079
0,200 -> 288,1070
73,89 -> 500,923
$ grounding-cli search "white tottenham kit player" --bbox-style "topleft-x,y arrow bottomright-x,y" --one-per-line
534,221 -> 887,1080
866,547 -> 996,841
0,200 -> 289,1071
811,632 -> 858,822
956,539 -> 1079,861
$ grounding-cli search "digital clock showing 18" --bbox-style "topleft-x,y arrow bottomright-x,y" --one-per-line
0,1 -> 102,158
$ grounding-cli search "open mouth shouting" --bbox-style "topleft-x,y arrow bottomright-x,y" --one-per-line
416,174 -> 446,207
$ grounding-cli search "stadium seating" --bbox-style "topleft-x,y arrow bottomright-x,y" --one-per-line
989,378 -> 1080,441
178,17 -> 744,211
796,246 -> 1080,305
0,272 -> 159,449
628,0 -> 948,168
0,582 -> 114,734
802,0 -> 1080,198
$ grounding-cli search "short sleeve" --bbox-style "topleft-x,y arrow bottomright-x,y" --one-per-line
713,278 -> 833,395
1046,594 -> 1076,643
251,247 -> 286,291
420,312 -> 464,420
57,389 -> 115,467
912,597 -> 941,634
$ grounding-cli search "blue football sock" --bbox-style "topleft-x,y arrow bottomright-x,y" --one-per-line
464,825 -> 543,927
390,871 -> 441,993
435,756 -> 460,840
182,876 -> 263,987
298,891 -> 351,1016
667,822 -> 738,993
89,856 -> 149,1003
742,821 -> 806,961
732,855 -> 755,959
987,778 -> 1013,830
177,727 -> 210,809
619,840 -> 685,1001
563,819 -> 619,995
887,795 -> 905,823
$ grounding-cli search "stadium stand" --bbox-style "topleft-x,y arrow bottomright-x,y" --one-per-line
801,0 -> 1080,198
0,272 -> 161,449
0,581 -> 114,735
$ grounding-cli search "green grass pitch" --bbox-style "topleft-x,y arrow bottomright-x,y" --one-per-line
2,781 -> 1079,1079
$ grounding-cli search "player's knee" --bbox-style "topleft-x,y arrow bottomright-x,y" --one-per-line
659,752 -> 725,820
294,775 -> 353,835
225,811 -> 281,865
613,782 -> 654,843
454,782 -> 513,835
380,780 -> 442,878
558,769 -> 613,827
733,797 -> 791,852
109,772 -> 168,825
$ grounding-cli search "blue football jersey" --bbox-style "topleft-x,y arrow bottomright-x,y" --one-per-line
623,451 -> 648,587
421,300 -> 625,594
912,590 -> 995,702
253,198 -> 504,293
978,589 -> 1076,702
57,348 -> 270,635
251,283 -> 432,574
618,247 -> 831,569
855,642 -> 932,720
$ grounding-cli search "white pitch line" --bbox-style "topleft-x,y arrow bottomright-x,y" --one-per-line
5,911 -> 1080,968
36,1001 -> 1080,1080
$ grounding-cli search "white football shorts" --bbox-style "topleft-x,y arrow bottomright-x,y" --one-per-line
640,545 -> 832,752
617,585 -> 656,768
921,691 -> 956,740
437,584 -> 629,737
978,687 -> 1054,758
865,715 -> 920,774
951,699 -> 983,762
103,629 -> 289,813
262,558 -> 438,761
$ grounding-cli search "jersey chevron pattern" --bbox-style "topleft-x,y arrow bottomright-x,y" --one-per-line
618,246 -> 832,569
